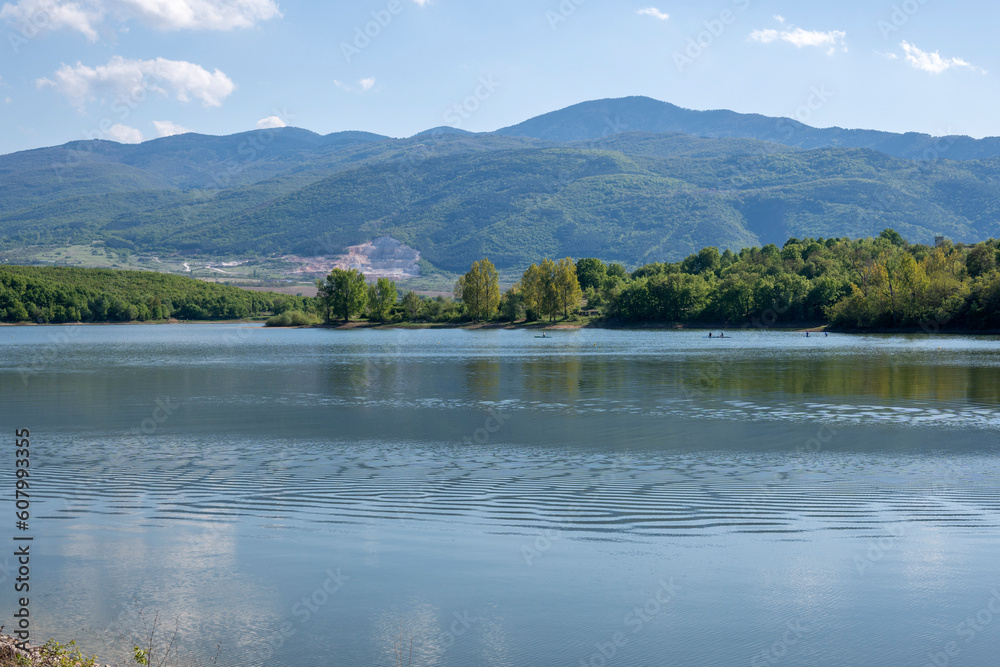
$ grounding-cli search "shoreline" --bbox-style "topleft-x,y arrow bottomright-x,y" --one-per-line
4,319 -> 1000,335
0,634 -> 110,667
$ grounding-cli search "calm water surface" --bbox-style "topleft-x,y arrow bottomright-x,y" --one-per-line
1,325 -> 999,666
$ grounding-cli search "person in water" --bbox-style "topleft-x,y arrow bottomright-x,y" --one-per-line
709,332 -> 713,338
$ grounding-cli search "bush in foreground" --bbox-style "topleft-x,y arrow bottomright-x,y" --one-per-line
265,310 -> 317,327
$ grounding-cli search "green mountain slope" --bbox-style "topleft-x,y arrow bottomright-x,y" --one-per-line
126,140 -> 1000,271
3,99 -> 1000,272
498,96 -> 1000,161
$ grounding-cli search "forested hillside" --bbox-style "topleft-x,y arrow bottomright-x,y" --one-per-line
0,266 -> 307,323
3,96 -> 1000,273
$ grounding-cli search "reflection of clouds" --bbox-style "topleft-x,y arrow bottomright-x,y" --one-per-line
37,451 -> 280,666
477,615 -> 516,667
68,513 -> 247,651
898,523 -> 960,593
372,602 -> 504,666
373,601 -> 445,666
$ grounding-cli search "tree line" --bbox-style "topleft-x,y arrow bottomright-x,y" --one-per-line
7,230 -> 1000,331
0,265 -> 310,323
599,230 -> 1000,330
309,257 -> 585,326
310,230 -> 1000,331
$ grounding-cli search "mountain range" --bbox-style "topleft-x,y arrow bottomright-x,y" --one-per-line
2,96 -> 999,273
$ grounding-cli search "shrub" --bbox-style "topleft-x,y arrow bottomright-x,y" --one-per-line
265,310 -> 316,327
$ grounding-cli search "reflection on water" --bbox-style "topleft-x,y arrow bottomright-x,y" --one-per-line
1,325 -> 999,666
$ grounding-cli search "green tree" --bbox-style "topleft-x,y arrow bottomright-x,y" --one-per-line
521,260 -> 559,321
402,290 -> 422,321
879,228 -> 906,247
319,268 -> 368,323
8,302 -> 29,322
711,276 -> 755,323
649,273 -> 711,321
499,286 -> 524,322
967,243 -> 997,278
606,263 -> 628,281
575,258 -> 607,291
455,258 -> 501,322
555,257 -> 583,317
681,247 -> 721,275
368,277 -> 397,322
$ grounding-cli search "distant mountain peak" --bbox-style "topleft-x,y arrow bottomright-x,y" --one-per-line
413,126 -> 474,137
496,96 -> 1000,161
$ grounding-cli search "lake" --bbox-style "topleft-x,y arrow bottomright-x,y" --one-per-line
2,324 -> 1000,666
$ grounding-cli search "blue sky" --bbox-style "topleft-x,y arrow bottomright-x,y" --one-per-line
1,0 -> 997,155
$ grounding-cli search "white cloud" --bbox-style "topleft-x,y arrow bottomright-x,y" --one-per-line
750,23 -> 847,55
412,0 -> 430,5
37,56 -> 236,110
255,115 -> 285,129
106,123 -> 143,143
0,0 -> 102,41
900,41 -> 984,75
152,119 -> 191,136
0,0 -> 280,41
335,78 -> 376,94
120,0 -> 281,31
750,28 -> 778,43
773,14 -> 785,24
636,7 -> 668,20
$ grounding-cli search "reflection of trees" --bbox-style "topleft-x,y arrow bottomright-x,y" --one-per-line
576,357 -> 628,395
520,357 -> 582,399
329,348 -> 1000,408
463,358 -> 501,399
675,355 -> 1000,403
340,358 -> 422,396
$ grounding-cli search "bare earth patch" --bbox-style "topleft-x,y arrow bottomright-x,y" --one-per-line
284,237 -> 420,281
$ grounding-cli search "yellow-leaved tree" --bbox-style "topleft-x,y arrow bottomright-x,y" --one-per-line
455,258 -> 501,322
555,257 -> 583,318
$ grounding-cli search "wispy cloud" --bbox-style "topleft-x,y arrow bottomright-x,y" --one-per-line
255,115 -> 286,129
900,41 -> 985,74
106,123 -> 143,143
152,120 -> 191,137
636,7 -> 668,21
37,56 -> 236,110
335,77 -> 377,94
0,0 -> 281,42
750,21 -> 847,55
